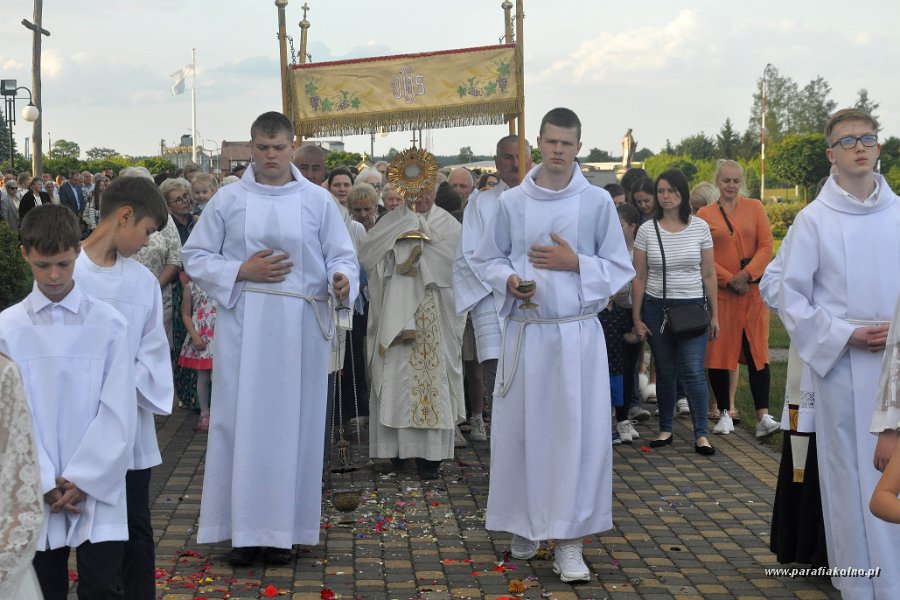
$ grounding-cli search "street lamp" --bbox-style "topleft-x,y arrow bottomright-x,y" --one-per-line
760,63 -> 772,203
202,140 -> 221,176
1,79 -> 40,171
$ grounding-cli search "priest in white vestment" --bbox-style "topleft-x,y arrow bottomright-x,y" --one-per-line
472,108 -> 634,583
360,148 -> 465,480
182,112 -> 358,567
778,108 -> 900,599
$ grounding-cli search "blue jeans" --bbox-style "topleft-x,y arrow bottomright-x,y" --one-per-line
641,295 -> 710,439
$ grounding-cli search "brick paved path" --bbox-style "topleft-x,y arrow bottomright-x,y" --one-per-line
136,406 -> 840,600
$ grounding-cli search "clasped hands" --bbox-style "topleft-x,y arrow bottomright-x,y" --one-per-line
44,477 -> 86,514
507,233 -> 579,298
727,270 -> 751,295
239,249 -> 350,302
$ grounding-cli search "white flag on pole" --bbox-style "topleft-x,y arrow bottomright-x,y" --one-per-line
170,64 -> 195,96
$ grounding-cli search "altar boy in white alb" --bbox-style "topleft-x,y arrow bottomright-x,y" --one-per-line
778,108 -> 900,599
472,108 -> 634,583
183,112 -> 358,568
0,205 -> 136,599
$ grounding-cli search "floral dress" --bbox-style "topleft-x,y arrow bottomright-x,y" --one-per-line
178,281 -> 216,370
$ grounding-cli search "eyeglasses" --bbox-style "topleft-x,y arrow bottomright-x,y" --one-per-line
830,134 -> 878,150
6,186 -> 17,190
168,194 -> 191,205
486,180 -> 497,187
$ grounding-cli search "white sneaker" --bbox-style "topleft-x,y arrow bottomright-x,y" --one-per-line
676,398 -> 690,416
756,414 -> 780,438
454,425 -> 468,447
510,534 -> 539,559
615,421 -> 633,444
620,419 -> 641,440
553,539 -> 590,582
469,415 -> 487,442
628,405 -> 651,422
713,409 -> 734,434
641,383 -> 657,403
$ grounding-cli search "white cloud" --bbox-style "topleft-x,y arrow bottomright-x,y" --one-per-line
535,9 -> 706,83
41,49 -> 63,78
3,59 -> 24,70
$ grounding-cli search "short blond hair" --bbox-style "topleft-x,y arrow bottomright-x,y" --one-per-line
348,183 -> 378,208
824,108 -> 879,144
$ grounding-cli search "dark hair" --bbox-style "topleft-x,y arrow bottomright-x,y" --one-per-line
20,204 -> 82,254
616,202 -> 641,235
69,170 -> 81,179
539,107 -> 581,141
100,176 -> 168,230
603,183 -> 625,198
653,169 -> 692,224
434,182 -> 462,213
328,167 -> 354,188
477,172 -> 498,189
629,177 -> 655,200
620,167 -> 648,203
250,111 -> 295,141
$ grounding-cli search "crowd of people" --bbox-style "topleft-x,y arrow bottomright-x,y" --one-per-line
3,106 -> 900,598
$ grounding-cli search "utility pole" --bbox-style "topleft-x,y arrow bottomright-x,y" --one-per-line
22,0 -> 50,176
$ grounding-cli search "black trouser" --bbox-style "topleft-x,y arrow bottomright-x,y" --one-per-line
33,540 -> 125,600
708,331 -> 770,412
124,468 -> 155,600
615,341 -> 643,422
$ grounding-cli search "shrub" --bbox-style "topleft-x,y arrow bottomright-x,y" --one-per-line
764,201 -> 805,238
0,223 -> 31,310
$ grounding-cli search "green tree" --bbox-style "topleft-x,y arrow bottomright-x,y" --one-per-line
43,156 -> 81,178
675,133 -> 716,160
49,139 -> 81,160
716,118 -> 741,159
138,156 -> 178,174
0,222 -> 31,310
770,133 -> 831,199
791,76 -> 836,134
644,153 -> 700,183
748,65 -> 799,146
531,147 -> 542,164
457,146 -> 474,163
854,88 -> 880,122
885,164 -> 900,194
585,148 -> 613,162
634,147 -> 654,161
0,108 -> 15,167
324,151 -> 364,171
85,147 -> 118,161
879,136 -> 900,175
385,147 -> 399,161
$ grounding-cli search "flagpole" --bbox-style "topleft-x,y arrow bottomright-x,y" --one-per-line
191,48 -> 198,164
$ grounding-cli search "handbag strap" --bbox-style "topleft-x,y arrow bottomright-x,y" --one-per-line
652,219 -> 668,304
717,201 -> 747,260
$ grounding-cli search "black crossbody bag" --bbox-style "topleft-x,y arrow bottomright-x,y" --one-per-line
717,202 -> 757,283
653,219 -> 709,339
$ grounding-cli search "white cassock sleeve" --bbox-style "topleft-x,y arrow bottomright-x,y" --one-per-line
778,214 -> 856,378
182,200 -> 245,310
319,199 -> 360,305
577,198 -> 635,306
452,197 -> 492,315
136,283 -> 173,415
62,326 -> 137,505
471,199 -> 518,319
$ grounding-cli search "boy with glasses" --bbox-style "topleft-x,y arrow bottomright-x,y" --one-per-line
778,108 -> 900,598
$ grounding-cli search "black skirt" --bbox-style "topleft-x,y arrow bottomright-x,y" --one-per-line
769,432 -> 829,567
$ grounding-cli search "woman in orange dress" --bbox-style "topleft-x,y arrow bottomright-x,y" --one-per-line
697,160 -> 778,438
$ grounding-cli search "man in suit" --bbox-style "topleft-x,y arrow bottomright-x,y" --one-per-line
59,171 -> 87,237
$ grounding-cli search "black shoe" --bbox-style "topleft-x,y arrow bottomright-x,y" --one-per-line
649,436 -> 673,448
374,457 -> 406,473
415,458 -> 441,480
694,443 -> 715,456
265,547 -> 294,565
226,546 -> 262,566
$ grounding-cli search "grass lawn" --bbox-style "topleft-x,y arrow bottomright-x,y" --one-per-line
769,312 -> 789,349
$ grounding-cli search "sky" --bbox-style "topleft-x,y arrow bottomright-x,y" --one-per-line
3,0 -> 899,163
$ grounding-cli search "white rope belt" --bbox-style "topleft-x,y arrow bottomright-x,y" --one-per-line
497,313 -> 597,397
243,287 -> 335,340
847,318 -> 889,326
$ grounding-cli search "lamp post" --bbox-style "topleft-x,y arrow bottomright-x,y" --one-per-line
202,140 -> 220,176
1,80 -> 40,172
760,63 -> 772,203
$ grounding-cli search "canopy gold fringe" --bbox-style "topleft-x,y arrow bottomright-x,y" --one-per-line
295,99 -> 523,138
